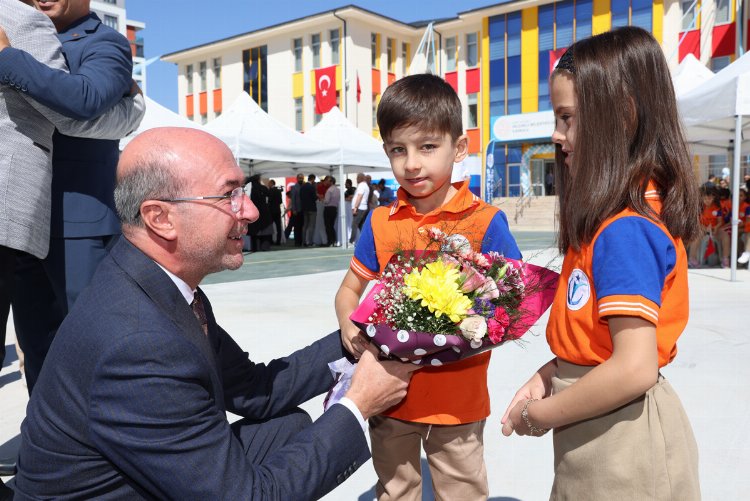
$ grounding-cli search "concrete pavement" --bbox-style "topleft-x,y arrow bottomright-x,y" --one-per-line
1,245 -> 748,499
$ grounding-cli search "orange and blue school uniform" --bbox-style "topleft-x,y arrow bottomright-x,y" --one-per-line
700,203 -> 721,228
544,184 -> 700,500
740,200 -> 750,232
350,180 -> 521,425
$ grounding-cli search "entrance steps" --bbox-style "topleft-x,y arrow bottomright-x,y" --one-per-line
491,196 -> 558,232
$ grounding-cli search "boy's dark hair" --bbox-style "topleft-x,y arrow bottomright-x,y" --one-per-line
551,26 -> 700,252
377,74 -> 463,141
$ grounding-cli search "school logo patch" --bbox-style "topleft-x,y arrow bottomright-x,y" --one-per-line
566,268 -> 590,311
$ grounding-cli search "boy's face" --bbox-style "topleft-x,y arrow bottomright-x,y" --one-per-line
383,125 -> 467,205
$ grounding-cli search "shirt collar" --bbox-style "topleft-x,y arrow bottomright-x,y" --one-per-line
59,13 -> 101,41
389,180 -> 480,217
155,263 -> 195,305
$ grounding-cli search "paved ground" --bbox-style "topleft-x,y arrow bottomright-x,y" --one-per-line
2,232 -> 748,499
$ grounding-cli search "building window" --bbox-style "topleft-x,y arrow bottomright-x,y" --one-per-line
102,0 -> 116,3
467,93 -> 478,128
630,0 -> 652,31
213,58 -> 222,88
539,4 -> 554,111
200,113 -> 207,125
243,46 -> 268,111
372,96 -> 378,129
186,64 -> 193,94
445,36 -> 457,72
681,0 -> 697,31
330,29 -> 340,64
103,14 -> 118,31
311,33 -> 321,68
401,42 -> 409,74
293,37 -> 302,72
466,33 -> 478,67
313,96 -> 322,125
199,61 -> 207,92
294,97 -> 303,131
387,38 -> 395,72
371,33 -> 379,68
556,0 -> 575,48
215,110 -> 221,118
711,56 -> 731,71
575,0 -> 593,40
715,0 -> 731,24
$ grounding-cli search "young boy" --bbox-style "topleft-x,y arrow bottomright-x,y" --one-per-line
334,74 -> 521,500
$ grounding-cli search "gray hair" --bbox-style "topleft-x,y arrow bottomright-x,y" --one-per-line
114,148 -> 185,227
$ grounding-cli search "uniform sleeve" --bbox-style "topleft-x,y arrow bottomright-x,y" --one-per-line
350,212 -> 379,280
592,217 -> 676,325
481,210 -> 522,260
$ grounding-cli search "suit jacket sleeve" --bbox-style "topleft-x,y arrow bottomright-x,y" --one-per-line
219,329 -> 349,418
87,329 -> 368,500
0,24 -> 132,120
0,8 -> 143,137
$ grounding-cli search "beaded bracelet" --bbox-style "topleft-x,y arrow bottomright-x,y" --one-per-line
521,399 -> 550,436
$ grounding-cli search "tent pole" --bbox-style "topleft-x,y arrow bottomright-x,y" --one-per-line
730,114 -> 742,281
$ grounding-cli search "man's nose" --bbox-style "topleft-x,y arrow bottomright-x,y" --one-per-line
239,193 -> 259,223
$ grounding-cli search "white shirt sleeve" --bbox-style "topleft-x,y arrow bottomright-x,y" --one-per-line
335,397 -> 368,435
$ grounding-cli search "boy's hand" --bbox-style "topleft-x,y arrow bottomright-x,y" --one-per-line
341,321 -> 369,359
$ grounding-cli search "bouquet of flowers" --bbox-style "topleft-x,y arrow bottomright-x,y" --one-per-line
324,228 -> 558,410
349,228 -> 559,366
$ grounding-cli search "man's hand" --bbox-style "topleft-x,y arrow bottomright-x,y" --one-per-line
0,26 -> 11,52
345,349 -> 420,420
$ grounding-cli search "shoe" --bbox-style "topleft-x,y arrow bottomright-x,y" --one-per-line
0,457 -> 17,476
688,259 -> 699,269
738,252 -> 750,264
721,257 -> 730,268
0,480 -> 13,501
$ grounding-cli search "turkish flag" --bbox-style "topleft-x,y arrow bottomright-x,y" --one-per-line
315,65 -> 337,114
356,72 -> 361,103
549,48 -> 568,75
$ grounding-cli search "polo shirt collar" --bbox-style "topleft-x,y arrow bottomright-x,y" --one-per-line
390,180 -> 480,217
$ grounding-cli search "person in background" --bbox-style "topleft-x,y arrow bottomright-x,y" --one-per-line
286,173 -> 304,247
247,174 -> 271,252
377,179 -> 394,207
349,173 -> 370,245
301,174 -> 318,247
501,27 -> 701,500
266,179 -> 283,245
738,187 -> 750,264
323,176 -> 340,247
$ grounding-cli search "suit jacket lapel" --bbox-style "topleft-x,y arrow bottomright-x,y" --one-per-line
110,238 -> 226,411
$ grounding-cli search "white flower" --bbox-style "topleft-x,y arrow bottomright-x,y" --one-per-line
459,315 -> 488,342
441,234 -> 471,255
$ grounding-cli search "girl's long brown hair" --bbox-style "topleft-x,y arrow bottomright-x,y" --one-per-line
552,27 -> 700,253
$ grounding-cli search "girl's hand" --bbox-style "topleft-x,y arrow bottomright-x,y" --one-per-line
340,321 -> 369,359
501,358 -> 556,436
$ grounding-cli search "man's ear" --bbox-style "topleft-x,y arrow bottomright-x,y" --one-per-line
454,134 -> 469,163
140,201 -> 177,241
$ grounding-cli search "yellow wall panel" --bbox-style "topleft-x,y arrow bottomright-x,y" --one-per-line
521,7 -> 539,113
652,0 -> 663,43
481,16 -> 490,199
292,72 -> 304,98
592,0 -> 611,35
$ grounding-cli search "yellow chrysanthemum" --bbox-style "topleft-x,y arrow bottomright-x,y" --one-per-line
403,260 -> 473,323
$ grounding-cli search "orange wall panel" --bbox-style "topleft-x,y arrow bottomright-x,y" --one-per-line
465,68 -> 480,94
467,128 -> 481,154
387,72 -> 396,86
678,30 -> 700,61
199,92 -> 207,115
371,69 -> 381,95
186,95 -> 194,116
213,89 -> 222,112
445,71 -> 458,93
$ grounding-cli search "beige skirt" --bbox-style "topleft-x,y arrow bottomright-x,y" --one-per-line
549,360 -> 700,501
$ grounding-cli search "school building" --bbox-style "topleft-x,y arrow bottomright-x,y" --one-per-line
162,1 -> 749,200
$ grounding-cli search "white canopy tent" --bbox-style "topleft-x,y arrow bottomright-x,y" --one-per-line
678,51 -> 750,280
672,53 -> 715,97
119,95 -> 203,150
306,106 -> 391,247
204,92 -> 342,176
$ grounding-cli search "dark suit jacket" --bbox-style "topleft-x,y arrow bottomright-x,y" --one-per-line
14,237 -> 369,500
1,13 -> 132,238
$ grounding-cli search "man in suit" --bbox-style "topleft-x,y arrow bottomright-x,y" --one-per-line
0,0 -> 142,489
13,127 -> 416,499
266,179 -> 283,245
0,0 -> 142,394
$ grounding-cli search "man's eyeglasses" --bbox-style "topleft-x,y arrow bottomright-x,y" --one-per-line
158,185 -> 248,213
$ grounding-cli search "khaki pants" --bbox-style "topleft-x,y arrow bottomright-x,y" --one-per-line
550,360 -> 701,500
369,416 -> 488,501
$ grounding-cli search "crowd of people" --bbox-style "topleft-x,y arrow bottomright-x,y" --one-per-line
248,172 -> 396,251
687,175 -> 750,268
0,5 -> 721,498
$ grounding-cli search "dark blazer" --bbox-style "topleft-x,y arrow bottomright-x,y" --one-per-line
1,13 -> 133,238
14,237 -> 369,500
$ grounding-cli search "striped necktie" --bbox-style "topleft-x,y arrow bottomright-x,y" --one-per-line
191,294 -> 208,336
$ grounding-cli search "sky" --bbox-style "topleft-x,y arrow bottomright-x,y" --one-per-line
126,0 -> 500,112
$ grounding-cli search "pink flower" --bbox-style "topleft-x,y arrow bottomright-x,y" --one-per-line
459,263 -> 485,293
487,318 -> 506,343
472,253 -> 490,268
477,277 -> 499,300
494,307 -> 510,328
